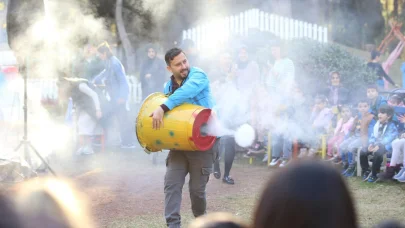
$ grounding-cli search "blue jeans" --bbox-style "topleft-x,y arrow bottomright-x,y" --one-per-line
339,136 -> 362,165
271,134 -> 292,160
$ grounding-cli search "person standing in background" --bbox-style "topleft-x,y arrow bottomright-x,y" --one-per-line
94,42 -> 135,149
82,43 -> 105,81
209,51 -> 238,185
367,50 -> 399,90
140,44 -> 167,100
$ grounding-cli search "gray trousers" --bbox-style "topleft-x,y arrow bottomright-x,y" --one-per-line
339,136 -> 362,156
164,141 -> 219,228
271,134 -> 292,159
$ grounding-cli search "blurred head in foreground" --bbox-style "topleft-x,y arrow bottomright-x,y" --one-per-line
15,178 -> 94,228
188,212 -> 248,228
253,160 -> 357,228
0,192 -> 22,228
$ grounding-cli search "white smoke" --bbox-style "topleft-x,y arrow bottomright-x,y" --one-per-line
1,0 -> 110,161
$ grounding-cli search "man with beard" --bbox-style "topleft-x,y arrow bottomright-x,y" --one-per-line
140,44 -> 166,99
150,48 -> 218,228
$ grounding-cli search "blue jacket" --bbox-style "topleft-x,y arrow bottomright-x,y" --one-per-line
163,67 -> 215,109
369,120 -> 398,151
369,96 -> 387,116
94,56 -> 129,103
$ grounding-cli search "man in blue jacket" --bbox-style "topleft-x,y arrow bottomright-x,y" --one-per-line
94,42 -> 134,148
150,48 -> 218,228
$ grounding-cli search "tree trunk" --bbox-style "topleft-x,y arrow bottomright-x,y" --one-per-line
115,0 -> 135,75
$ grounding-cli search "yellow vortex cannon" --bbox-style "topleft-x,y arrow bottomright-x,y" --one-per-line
136,92 -> 216,153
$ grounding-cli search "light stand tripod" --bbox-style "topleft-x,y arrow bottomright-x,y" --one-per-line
13,63 -> 56,177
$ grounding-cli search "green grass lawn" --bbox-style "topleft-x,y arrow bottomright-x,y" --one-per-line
105,176 -> 405,228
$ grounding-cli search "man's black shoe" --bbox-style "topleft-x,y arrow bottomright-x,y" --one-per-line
213,171 -> 221,179
222,176 -> 235,185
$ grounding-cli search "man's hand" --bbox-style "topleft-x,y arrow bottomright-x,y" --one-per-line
150,106 -> 164,130
145,74 -> 152,79
369,144 -> 379,153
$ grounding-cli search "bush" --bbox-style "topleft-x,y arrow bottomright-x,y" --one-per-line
257,39 -> 377,99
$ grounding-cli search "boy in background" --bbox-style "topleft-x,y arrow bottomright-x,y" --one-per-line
360,105 -> 397,183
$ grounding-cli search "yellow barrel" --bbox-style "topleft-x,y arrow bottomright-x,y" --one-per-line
136,92 -> 216,153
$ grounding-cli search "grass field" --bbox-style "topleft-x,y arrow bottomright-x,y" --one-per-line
68,152 -> 405,228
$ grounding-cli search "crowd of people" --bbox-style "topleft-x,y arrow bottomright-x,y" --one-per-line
194,39 -> 405,185
58,36 -> 405,186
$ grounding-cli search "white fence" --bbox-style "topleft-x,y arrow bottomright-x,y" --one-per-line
182,8 -> 328,50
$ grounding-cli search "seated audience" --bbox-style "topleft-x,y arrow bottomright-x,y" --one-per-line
339,100 -> 375,177
252,160 -> 357,228
378,113 -> 405,182
322,71 -> 350,106
360,105 -> 398,183
388,94 -> 405,107
327,105 -> 354,159
303,95 -> 333,156
367,84 -> 388,117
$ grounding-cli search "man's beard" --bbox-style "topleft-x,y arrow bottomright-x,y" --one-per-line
179,69 -> 189,78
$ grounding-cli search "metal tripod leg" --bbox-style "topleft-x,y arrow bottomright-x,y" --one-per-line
14,141 -> 32,167
28,143 -> 57,176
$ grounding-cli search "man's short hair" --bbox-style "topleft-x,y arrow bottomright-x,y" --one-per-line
379,104 -> 394,118
165,48 -> 184,66
367,84 -> 379,91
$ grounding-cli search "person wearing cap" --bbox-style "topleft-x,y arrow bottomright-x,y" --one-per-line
140,44 -> 166,99
367,50 -> 399,90
150,47 -> 219,228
